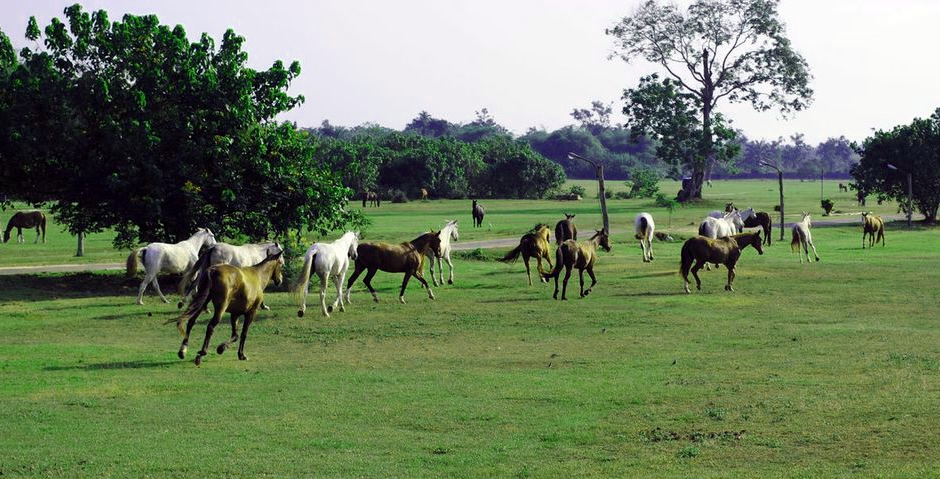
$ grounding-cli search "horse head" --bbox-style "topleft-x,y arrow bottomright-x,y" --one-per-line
427,231 -> 442,258
265,250 -> 285,286
565,213 -> 575,220
348,231 -> 360,260
725,202 -> 735,213
446,220 -> 459,241
594,229 -> 612,252
750,231 -> 764,255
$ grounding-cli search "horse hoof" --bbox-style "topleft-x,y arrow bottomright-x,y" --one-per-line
194,355 -> 203,366
399,297 -> 406,304
448,280 -> 453,285
178,349 -> 186,359
217,344 -> 227,355
297,310 -> 305,318
161,298 -> 170,304
261,304 -> 271,311
238,354 -> 247,361
327,305 -> 334,313
177,301 -> 183,309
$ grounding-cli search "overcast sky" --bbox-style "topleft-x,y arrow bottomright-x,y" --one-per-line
3,1 -> 939,144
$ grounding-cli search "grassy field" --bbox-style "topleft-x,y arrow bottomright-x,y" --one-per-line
2,180 -> 938,477
0,179 -> 904,267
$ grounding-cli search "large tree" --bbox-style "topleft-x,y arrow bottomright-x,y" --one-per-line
0,5 -> 354,251
609,0 -> 813,200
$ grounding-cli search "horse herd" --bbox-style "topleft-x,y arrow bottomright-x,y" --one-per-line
2,202 -> 889,365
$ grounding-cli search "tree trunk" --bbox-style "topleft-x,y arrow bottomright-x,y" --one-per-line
75,231 -> 85,257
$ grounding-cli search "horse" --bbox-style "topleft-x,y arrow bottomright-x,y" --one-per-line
472,200 -> 485,227
699,211 -> 745,270
345,231 -> 442,304
743,211 -> 773,246
839,183 -> 849,192
178,241 -> 283,309
554,213 -> 577,244
420,188 -> 429,200
542,229 -> 611,300
126,228 -> 217,305
707,208 -> 752,233
176,251 -> 284,365
861,212 -> 885,249
3,211 -> 46,244
501,224 -> 553,286
294,231 -> 359,317
427,220 -> 459,286
790,211 -> 820,263
680,231 -> 764,293
635,213 -> 655,263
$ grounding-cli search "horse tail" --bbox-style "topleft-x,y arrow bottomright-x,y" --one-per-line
180,246 -> 213,297
500,243 -> 523,264
636,216 -> 648,240
790,228 -> 801,253
126,247 -> 144,277
543,245 -> 564,281
177,271 -> 212,336
291,247 -> 317,295
679,240 -> 694,279
554,222 -> 563,244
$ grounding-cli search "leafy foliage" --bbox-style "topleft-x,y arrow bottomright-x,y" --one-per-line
627,167 -> 661,199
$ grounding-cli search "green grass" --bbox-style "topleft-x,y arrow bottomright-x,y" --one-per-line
2,217 -> 940,476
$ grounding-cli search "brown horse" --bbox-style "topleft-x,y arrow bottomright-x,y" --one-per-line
361,190 -> 380,207
861,212 -> 885,248
345,232 -> 442,304
680,231 -> 764,293
472,200 -> 485,227
3,211 -> 46,244
542,229 -> 611,300
176,251 -> 284,365
554,213 -> 577,244
501,224 -> 553,286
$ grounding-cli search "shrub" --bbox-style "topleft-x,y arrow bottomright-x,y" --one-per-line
387,189 -> 409,203
569,185 -> 586,197
821,198 -> 834,215
614,191 -> 632,200
628,167 -> 661,198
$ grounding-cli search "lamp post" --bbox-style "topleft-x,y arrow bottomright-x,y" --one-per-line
886,163 -> 913,228
567,152 -> 609,233
759,159 -> 785,241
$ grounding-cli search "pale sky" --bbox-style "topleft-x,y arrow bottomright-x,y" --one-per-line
3,1 -> 939,144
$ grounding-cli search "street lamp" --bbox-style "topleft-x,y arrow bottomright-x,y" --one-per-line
886,163 -> 913,228
567,152 -> 609,233
758,159 -> 785,241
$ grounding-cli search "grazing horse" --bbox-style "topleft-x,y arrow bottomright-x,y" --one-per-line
3,211 -> 46,244
635,212 -> 655,262
791,211 -> 820,263
178,241 -> 283,308
839,183 -> 848,192
427,220 -> 459,286
176,251 -> 284,365
345,232 -> 442,304
472,200 -> 485,227
126,228 -> 217,305
554,213 -> 577,244
362,191 -> 380,207
680,231 -> 764,293
542,229 -> 611,300
294,231 -> 360,317
861,212 -> 886,248
501,224 -> 553,286
743,211 -> 773,246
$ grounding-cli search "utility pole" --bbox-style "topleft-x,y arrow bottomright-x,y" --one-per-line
567,152 -> 609,233
759,160 -> 785,241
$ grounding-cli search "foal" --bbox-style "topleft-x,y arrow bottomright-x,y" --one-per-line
790,211 -> 820,263
542,229 -> 612,300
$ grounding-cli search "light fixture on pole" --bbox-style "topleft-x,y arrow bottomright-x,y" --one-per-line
758,159 -> 785,241
886,163 -> 913,228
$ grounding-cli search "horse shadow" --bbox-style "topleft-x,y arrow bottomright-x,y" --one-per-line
0,272 -> 183,302
43,359 -> 178,371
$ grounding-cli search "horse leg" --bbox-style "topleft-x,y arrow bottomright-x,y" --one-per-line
33,226 -> 40,244
398,273 -> 411,304
345,265 -> 365,304
429,255 -> 439,287
195,303 -> 226,365
691,261 -> 705,291
446,253 -> 455,285
237,310 -> 258,361
216,313 -> 241,355
412,270 -> 435,301
16,227 -> 24,243
725,266 -> 736,292
362,268 -> 380,302
809,239 -> 820,262
578,268 -> 585,297
151,275 -> 170,303
648,238 -> 654,261
552,267 -> 560,300
319,273 -> 330,316
585,267 -> 597,296
178,309 -> 204,359
560,265 -> 572,301
331,273 -> 345,312
523,255 -> 533,286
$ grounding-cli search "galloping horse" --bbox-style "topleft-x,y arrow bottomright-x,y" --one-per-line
126,228 -> 217,305
680,231 -> 764,293
501,224 -> 553,286
542,229 -> 612,300
3,211 -> 46,244
345,232 -> 442,304
554,214 -> 577,244
635,212 -> 655,262
791,211 -> 820,263
176,251 -> 283,365
472,200 -> 485,227
294,231 -> 359,317
178,241 -> 283,309
427,220 -> 459,286
861,212 -> 885,249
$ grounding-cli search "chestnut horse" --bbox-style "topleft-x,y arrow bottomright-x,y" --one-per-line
176,251 -> 284,365
554,214 -> 577,244
861,212 -> 885,248
501,224 -> 553,286
345,232 -> 442,304
680,231 -> 764,293
542,229 -> 612,300
3,211 -> 46,244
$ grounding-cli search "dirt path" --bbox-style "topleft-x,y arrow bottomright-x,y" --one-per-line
0,213 -> 912,276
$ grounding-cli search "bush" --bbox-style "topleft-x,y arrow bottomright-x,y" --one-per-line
821,198 -> 834,215
614,191 -> 632,200
569,185 -> 586,197
629,168 -> 661,198
387,189 -> 409,203
602,189 -> 613,199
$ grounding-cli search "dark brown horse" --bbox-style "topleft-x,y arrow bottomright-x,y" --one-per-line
680,231 -> 763,293
176,251 -> 284,365
542,229 -> 611,300
472,200 -> 485,227
743,212 -> 772,246
362,191 -> 380,207
3,211 -> 46,244
345,232 -> 442,304
554,213 -> 577,244
501,224 -> 553,286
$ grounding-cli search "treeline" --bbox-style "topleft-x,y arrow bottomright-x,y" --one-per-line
716,134 -> 859,179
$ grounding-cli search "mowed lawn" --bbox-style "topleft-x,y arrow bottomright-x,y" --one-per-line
2,199 -> 940,476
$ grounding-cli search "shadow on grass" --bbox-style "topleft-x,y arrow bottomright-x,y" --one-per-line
0,272 -> 183,302
44,359 -> 179,371
620,271 -> 678,280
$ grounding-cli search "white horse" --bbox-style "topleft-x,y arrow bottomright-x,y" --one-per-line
294,231 -> 360,317
707,208 -> 752,233
791,211 -> 820,263
699,211 -> 741,239
126,228 -> 217,305
634,213 -> 655,263
177,241 -> 283,308
428,220 -> 459,286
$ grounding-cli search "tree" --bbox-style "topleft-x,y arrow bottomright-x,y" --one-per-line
852,109 -> 940,224
570,100 -> 613,135
0,5 -> 355,251
609,0 -> 813,199
404,111 -> 454,137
